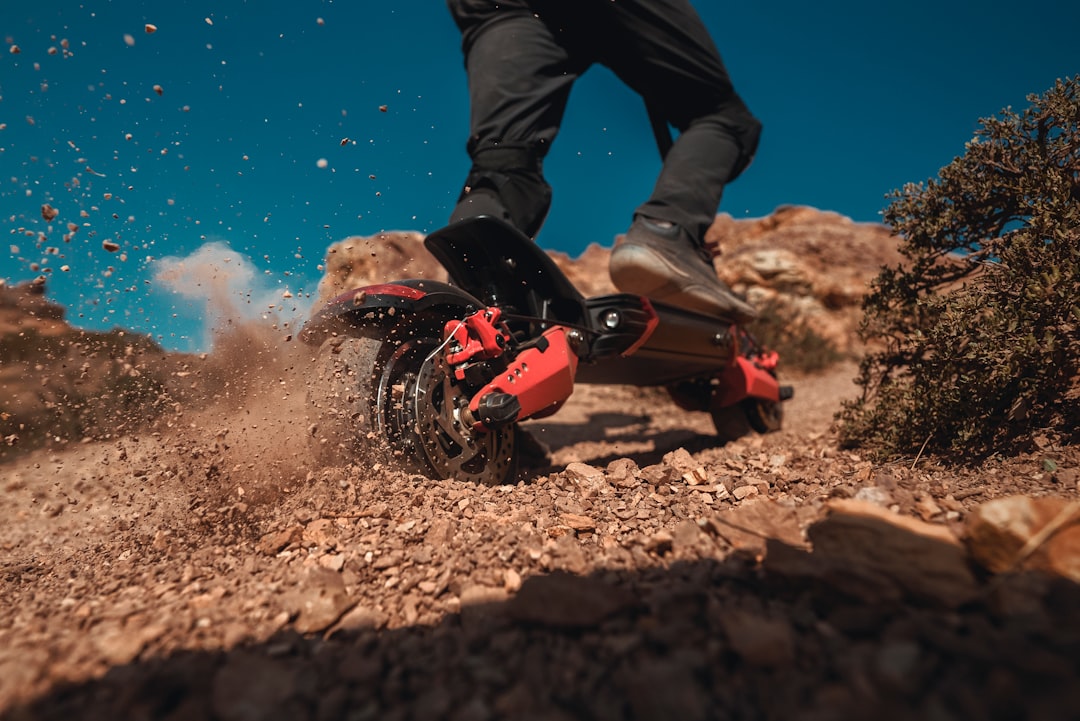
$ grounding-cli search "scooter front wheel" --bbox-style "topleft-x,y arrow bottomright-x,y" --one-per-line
307,333 -> 518,485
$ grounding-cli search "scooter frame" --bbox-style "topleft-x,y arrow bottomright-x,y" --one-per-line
301,216 -> 787,453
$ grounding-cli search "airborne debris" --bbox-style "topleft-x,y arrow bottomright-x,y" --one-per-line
153,84 -> 164,96
102,240 -> 121,253
41,204 -> 59,222
145,23 -> 158,33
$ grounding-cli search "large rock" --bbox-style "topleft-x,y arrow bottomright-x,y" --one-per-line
707,206 -> 900,300
806,499 -> 978,607
708,206 -> 901,351
547,243 -> 618,298
703,498 -> 806,558
965,495 -> 1080,582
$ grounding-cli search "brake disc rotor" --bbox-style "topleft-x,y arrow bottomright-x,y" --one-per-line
381,338 -> 515,485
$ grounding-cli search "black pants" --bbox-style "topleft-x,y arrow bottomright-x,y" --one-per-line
446,0 -> 761,243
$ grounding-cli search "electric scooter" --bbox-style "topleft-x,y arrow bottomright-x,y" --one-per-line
300,215 -> 792,485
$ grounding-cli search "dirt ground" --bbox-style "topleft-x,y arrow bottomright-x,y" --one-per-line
1,208 -> 1076,720
2,330 -> 1078,720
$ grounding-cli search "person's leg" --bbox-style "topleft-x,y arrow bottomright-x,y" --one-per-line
447,3 -> 588,238
598,0 -> 761,241
599,0 -> 761,321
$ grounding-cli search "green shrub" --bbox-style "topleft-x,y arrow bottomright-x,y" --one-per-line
839,76 -> 1080,459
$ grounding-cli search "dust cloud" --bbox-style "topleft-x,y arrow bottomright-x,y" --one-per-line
139,241 -> 322,504
152,240 -> 314,351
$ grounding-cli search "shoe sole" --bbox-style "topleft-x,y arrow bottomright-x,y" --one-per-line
609,244 -> 688,298
610,244 -> 756,321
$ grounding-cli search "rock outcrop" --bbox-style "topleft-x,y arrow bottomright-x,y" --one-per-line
0,281 -> 179,458
709,206 -> 902,351
314,231 -> 447,310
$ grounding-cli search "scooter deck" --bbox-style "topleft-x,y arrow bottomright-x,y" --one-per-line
576,294 -> 737,386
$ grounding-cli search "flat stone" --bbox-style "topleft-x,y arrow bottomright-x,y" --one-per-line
733,485 -> 759,500
560,513 -> 595,532
90,619 -> 166,666
460,583 -> 509,608
256,525 -> 302,556
703,498 -> 805,557
303,518 -> 339,549
854,486 -> 893,508
286,567 -> 354,634
682,467 -> 708,486
564,462 -> 603,482
424,518 -> 457,547
763,538 -> 905,604
671,519 -> 704,550
808,499 -> 978,607
318,553 -> 346,572
965,495 -> 1080,582
662,448 -> 697,474
606,458 -> 639,486
332,605 -> 388,634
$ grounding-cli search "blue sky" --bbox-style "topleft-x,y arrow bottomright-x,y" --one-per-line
2,1 -> 1077,351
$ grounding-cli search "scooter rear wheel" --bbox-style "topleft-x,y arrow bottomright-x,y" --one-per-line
708,403 -> 752,443
307,333 -> 518,485
743,396 -> 784,434
669,380 -> 782,443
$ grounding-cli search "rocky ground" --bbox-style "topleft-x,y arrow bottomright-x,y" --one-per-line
2,208 -> 1079,720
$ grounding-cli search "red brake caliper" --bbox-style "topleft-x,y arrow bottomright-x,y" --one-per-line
443,309 -> 578,431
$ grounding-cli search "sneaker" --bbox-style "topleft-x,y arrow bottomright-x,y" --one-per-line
609,217 -> 758,323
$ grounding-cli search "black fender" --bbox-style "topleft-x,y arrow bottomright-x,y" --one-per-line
425,215 -> 588,326
299,279 -> 484,346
